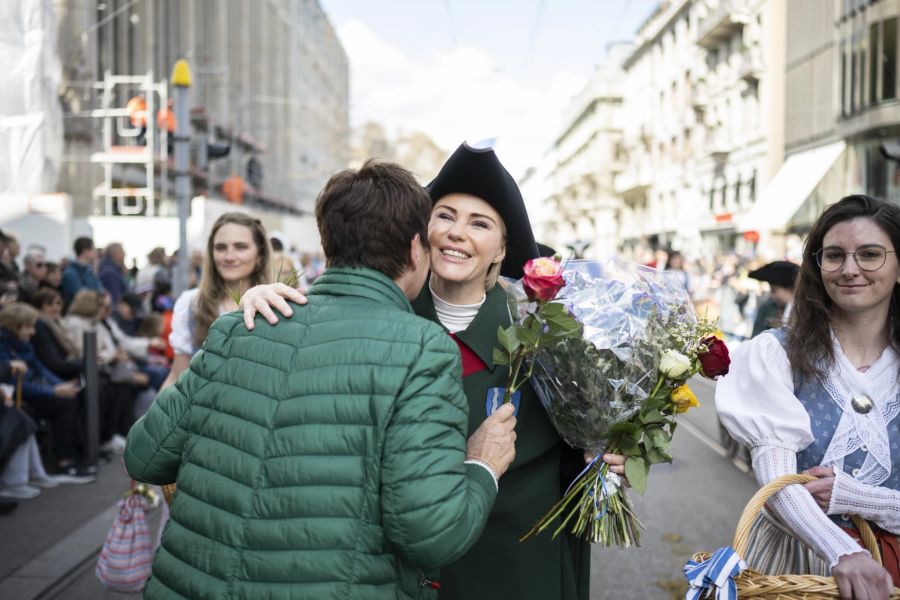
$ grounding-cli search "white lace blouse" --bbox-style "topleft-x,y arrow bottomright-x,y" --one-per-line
716,331 -> 900,568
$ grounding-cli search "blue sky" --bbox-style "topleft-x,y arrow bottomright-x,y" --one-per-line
319,0 -> 659,176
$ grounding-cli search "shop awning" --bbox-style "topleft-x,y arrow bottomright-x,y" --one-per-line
740,140 -> 845,232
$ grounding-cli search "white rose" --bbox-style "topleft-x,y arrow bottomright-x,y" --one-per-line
659,350 -> 691,379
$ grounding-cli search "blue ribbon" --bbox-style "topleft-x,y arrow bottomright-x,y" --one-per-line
683,546 -> 746,600
565,455 -> 617,520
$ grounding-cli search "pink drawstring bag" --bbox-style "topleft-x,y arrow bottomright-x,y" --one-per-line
95,493 -> 154,592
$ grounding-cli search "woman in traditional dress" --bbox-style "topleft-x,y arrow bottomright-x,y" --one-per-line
717,195 -> 899,599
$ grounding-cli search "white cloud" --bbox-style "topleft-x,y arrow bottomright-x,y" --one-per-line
338,20 -> 586,179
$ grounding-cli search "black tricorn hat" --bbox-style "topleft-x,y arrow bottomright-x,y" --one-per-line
536,242 -> 557,258
748,260 -> 799,289
427,143 -> 539,279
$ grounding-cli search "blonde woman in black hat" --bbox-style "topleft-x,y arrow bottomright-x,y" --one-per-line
238,143 -> 627,600
717,196 -> 899,597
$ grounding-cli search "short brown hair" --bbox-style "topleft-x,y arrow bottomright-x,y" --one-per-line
67,290 -> 104,318
31,287 -> 62,310
0,302 -> 40,333
316,160 -> 430,279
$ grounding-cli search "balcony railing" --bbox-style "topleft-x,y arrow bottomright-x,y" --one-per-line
697,0 -> 751,49
738,47 -> 764,82
614,164 -> 653,196
691,86 -> 710,109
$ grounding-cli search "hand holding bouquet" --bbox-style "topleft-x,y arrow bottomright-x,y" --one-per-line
497,258 -> 730,547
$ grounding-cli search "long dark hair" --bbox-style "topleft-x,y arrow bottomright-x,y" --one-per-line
787,194 -> 900,381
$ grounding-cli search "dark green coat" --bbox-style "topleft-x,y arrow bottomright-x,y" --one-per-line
413,283 -> 590,600
125,268 -> 498,600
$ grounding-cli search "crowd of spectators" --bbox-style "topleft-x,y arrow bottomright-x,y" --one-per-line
0,227 -> 325,516
0,232 -> 179,514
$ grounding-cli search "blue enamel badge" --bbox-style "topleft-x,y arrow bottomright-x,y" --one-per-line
486,387 -> 520,417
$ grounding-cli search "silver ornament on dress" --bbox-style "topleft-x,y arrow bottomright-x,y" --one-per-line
850,394 -> 874,415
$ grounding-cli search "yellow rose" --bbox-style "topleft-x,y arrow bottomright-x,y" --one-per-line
670,384 -> 700,413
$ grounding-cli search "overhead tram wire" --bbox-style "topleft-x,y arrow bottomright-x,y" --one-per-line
522,0 -> 547,79
444,0 -> 457,46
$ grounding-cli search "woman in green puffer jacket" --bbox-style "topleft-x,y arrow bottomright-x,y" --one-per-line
125,161 -> 518,600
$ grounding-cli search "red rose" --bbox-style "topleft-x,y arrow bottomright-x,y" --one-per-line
698,336 -> 730,378
522,257 -> 565,302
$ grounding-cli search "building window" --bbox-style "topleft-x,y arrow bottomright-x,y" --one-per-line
708,188 -> 715,212
871,22 -> 879,104
851,41 -> 858,114
861,47 -> 868,107
749,170 -> 757,202
883,17 -> 897,100
841,43 -> 848,116
720,186 -> 727,211
735,178 -> 743,208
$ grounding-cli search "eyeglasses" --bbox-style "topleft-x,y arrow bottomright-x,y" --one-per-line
815,244 -> 896,272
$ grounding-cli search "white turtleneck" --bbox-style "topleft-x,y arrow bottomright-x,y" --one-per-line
430,282 -> 485,334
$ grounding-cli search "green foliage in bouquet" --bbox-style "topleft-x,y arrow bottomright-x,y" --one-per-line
521,310 -> 720,547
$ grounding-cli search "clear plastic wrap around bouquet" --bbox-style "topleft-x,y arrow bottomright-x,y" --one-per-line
496,257 -> 729,547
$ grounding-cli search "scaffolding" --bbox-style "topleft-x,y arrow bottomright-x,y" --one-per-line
89,71 -> 168,216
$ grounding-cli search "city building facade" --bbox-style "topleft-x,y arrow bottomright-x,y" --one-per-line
525,0 -> 788,259
758,0 -> 900,245
521,43 -> 631,259
617,0 -> 786,257
55,0 -> 349,219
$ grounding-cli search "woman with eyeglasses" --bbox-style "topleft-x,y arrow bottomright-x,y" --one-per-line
717,195 -> 900,599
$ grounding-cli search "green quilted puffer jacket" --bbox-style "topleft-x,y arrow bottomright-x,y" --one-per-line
125,267 -> 497,600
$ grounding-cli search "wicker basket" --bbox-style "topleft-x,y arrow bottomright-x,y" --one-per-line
691,474 -> 900,599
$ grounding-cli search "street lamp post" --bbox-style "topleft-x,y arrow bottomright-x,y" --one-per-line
171,59 -> 192,297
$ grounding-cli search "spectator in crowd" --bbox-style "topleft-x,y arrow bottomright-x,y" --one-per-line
269,234 -> 296,282
749,261 -> 800,338
61,237 -> 102,307
665,250 -> 691,295
0,281 -> 19,307
0,303 -> 93,480
99,295 -> 168,393
113,293 -> 142,336
137,247 -> 169,291
65,291 -> 138,454
151,279 -> 174,313
18,251 -> 47,304
161,212 -> 273,387
137,313 -> 169,369
30,288 -> 82,380
0,381 -> 67,499
3,232 -> 21,276
0,376 -> 61,499
0,230 -> 17,283
188,248 -> 203,289
98,242 -> 129,304
42,262 -> 63,292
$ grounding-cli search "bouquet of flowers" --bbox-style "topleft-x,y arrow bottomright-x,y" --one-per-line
494,256 -> 730,547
